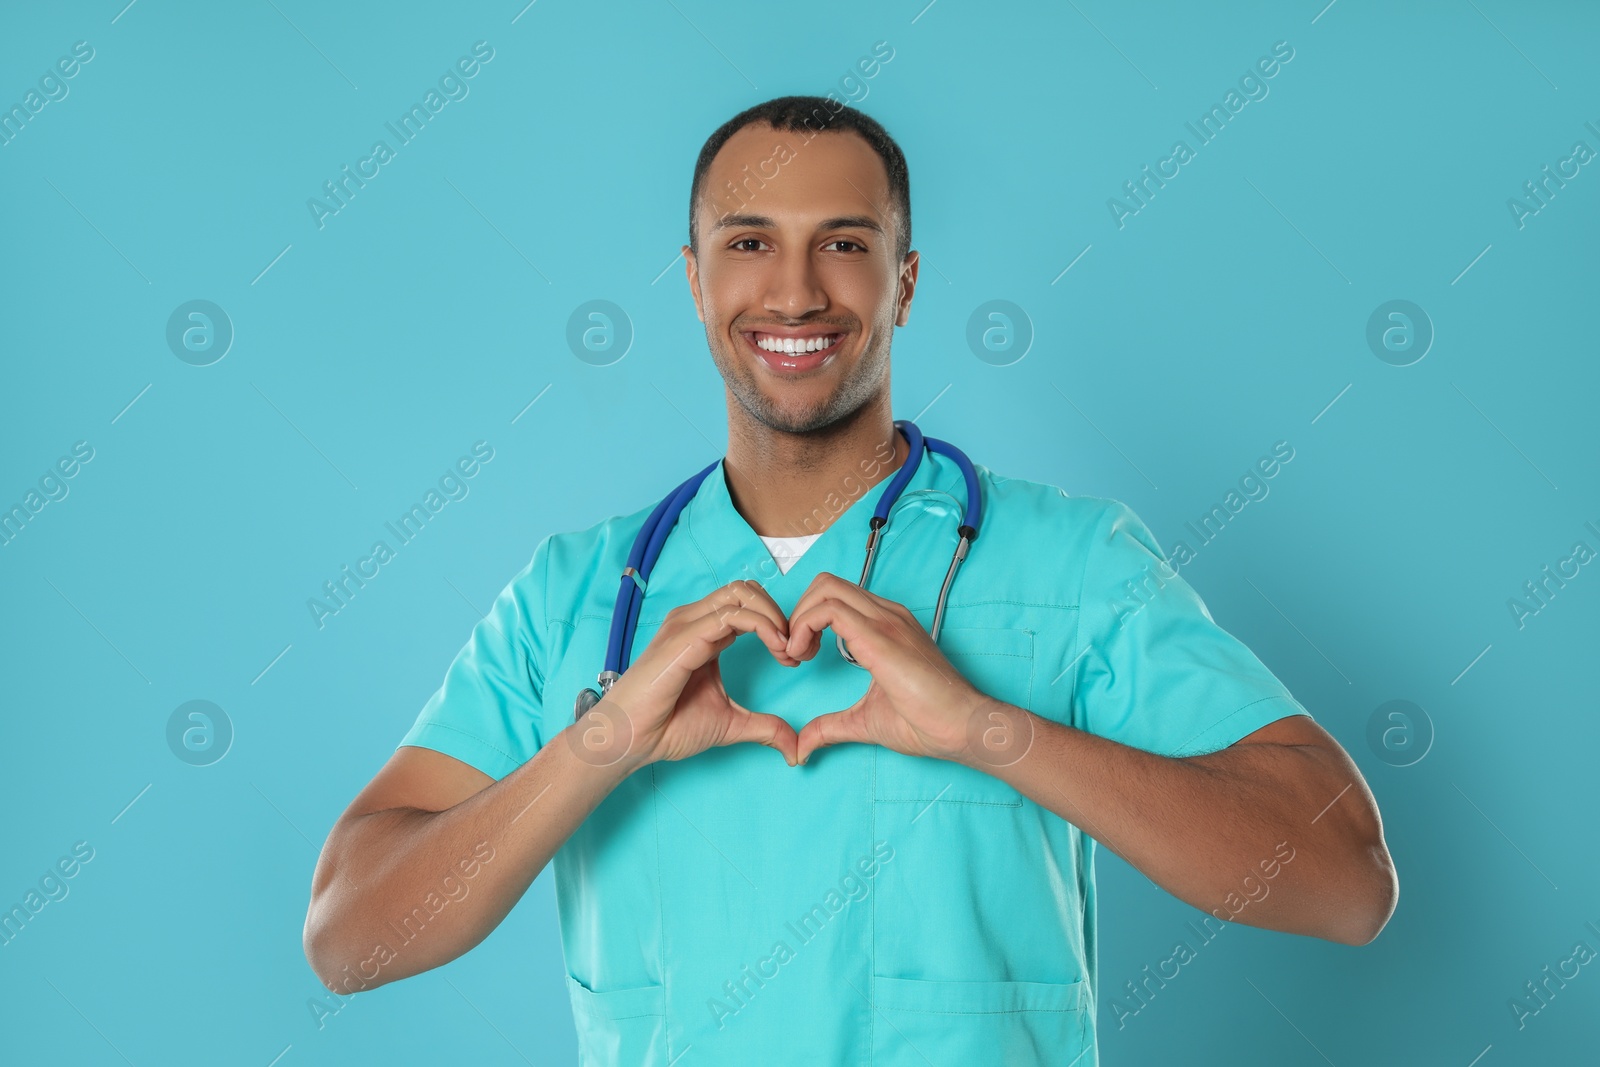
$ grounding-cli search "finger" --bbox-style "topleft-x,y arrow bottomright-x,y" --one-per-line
785,571 -> 829,630
787,571 -> 857,633
722,700 -> 801,766
796,697 -> 869,765
785,597 -> 879,663
693,605 -> 797,666
786,595 -> 851,661
729,579 -> 792,637
693,579 -> 790,643
794,571 -> 909,633
638,606 -> 790,694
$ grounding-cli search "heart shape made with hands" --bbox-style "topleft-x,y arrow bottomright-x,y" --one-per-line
718,572 -> 1007,768
581,573 -> 1029,775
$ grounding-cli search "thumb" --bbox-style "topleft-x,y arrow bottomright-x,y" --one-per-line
796,699 -> 869,766
724,696 -> 801,766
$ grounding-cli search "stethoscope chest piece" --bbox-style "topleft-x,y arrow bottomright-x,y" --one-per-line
573,669 -> 622,720
573,686 -> 602,719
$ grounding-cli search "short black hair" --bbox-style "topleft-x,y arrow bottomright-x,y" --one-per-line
688,95 -> 911,263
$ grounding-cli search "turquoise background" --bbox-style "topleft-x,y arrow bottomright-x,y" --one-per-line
2,0 -> 1596,1063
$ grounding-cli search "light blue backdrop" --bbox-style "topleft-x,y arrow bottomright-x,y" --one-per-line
2,1 -> 1596,1064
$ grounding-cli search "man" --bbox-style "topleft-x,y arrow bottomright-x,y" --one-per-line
304,96 -> 1396,1065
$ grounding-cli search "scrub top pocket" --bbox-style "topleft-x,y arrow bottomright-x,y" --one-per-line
867,624 -> 1092,1047
870,974 -> 1091,1067
565,974 -> 669,1067
872,625 -> 1035,806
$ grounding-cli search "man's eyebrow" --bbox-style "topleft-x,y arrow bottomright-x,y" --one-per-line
710,213 -> 885,236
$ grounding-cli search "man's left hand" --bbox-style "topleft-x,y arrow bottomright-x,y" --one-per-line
784,572 -> 992,765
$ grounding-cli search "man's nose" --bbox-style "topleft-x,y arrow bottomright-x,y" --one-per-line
763,250 -> 827,319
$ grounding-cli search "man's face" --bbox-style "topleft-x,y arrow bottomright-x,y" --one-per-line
685,124 -> 918,435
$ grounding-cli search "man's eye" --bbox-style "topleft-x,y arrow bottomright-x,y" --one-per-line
827,240 -> 865,253
732,238 -> 766,252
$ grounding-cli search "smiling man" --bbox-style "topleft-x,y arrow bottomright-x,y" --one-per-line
303,96 -> 1397,1066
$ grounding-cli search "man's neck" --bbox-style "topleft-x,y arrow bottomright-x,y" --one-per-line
721,402 -> 909,539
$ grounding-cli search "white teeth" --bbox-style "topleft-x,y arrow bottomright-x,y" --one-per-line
754,333 -> 838,354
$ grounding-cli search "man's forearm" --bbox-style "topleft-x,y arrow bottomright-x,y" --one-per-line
960,704 -> 1395,945
305,718 -> 640,992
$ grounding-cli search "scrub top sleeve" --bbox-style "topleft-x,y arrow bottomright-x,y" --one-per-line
1069,499 -> 1311,758
396,534 -> 553,781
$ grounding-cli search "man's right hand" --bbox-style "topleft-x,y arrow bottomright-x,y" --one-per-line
311,584 -> 804,993
566,579 -> 801,772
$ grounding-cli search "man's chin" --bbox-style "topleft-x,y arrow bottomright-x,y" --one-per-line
742,391 -> 842,436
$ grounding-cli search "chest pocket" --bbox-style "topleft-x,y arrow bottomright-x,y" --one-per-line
873,625 -> 1035,806
541,615 -> 609,742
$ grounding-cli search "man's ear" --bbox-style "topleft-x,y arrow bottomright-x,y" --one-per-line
894,249 -> 919,328
684,244 -> 704,323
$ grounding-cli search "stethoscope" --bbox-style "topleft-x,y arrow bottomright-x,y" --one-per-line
573,419 -> 983,719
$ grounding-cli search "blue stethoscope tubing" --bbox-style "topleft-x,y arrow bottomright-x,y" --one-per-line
572,419 -> 981,719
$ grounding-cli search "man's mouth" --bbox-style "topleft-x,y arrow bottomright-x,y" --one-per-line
740,330 -> 846,373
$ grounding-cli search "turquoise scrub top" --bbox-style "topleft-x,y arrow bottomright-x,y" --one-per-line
397,446 -> 1310,1066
